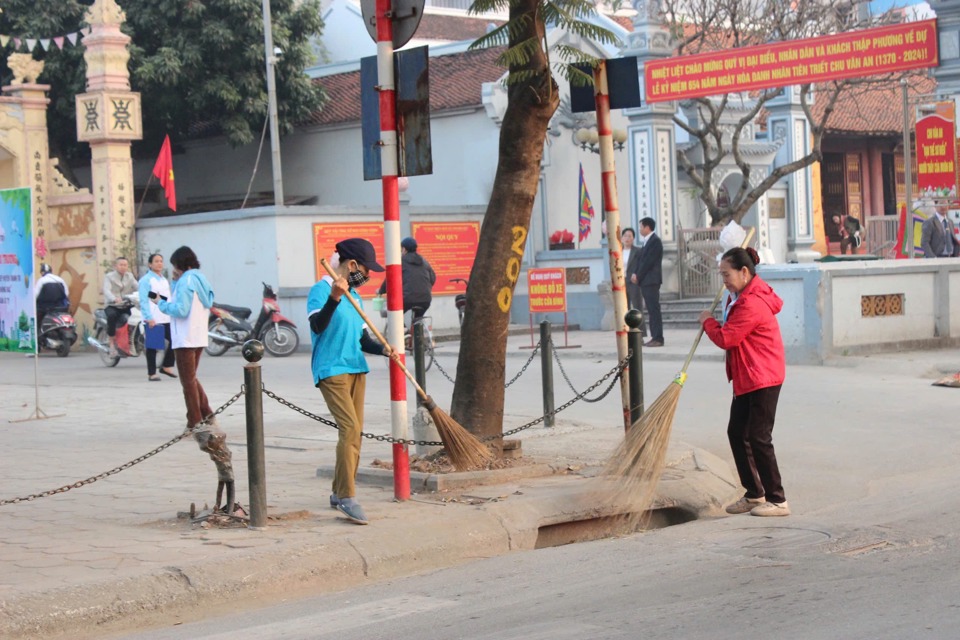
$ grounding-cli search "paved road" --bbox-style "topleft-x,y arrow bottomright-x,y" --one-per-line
1,331 -> 957,638
114,341 -> 960,640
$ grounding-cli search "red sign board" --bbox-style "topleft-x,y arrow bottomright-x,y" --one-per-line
916,113 -> 957,198
411,221 -> 479,296
645,19 -> 939,103
527,268 -> 567,313
312,222 -> 385,296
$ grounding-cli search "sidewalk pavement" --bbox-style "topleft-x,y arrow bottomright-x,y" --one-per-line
0,329 -> 956,638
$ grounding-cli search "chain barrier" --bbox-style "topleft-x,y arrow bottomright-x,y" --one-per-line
0,388 -> 246,507
262,386 -> 446,447
428,339 -> 542,388
263,355 -> 628,445
495,354 -> 629,439
549,336 -> 625,404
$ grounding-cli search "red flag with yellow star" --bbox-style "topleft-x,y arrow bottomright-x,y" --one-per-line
152,135 -> 176,211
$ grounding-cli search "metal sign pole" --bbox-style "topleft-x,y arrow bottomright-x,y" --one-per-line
375,0 -> 410,501
594,61 -> 631,431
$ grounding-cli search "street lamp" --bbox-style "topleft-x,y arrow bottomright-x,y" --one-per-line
576,127 -> 627,153
262,0 -> 284,208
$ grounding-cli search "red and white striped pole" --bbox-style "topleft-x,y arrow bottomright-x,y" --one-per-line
376,0 -> 410,500
594,61 -> 631,431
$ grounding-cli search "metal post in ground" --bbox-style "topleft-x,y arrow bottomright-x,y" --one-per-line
593,60 -> 631,431
241,340 -> 267,530
540,320 -> 555,428
413,322 -> 426,407
624,310 -> 644,426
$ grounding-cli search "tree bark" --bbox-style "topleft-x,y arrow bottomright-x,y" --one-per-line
450,0 -> 558,446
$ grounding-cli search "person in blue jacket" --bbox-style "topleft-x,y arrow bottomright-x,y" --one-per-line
158,246 -> 234,492
308,238 -> 392,525
138,253 -> 176,381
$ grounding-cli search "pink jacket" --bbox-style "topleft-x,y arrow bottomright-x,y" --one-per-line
703,275 -> 786,396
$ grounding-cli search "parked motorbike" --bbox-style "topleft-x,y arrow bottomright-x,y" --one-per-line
87,293 -> 145,367
38,308 -> 78,357
206,282 -> 299,357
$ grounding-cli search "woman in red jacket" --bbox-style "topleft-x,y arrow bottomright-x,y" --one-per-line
698,247 -> 789,517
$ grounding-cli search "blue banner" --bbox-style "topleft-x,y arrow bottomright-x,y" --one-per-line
0,188 -> 35,353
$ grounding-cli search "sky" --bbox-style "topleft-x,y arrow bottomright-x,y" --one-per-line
869,0 -> 934,18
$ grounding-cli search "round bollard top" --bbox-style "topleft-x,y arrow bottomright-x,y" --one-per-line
624,309 -> 644,329
242,339 -> 265,363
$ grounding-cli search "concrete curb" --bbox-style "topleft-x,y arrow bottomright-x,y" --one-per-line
316,462 -> 560,492
0,447 -> 737,639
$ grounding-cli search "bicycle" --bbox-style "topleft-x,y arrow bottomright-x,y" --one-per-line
378,302 -> 434,371
449,278 -> 468,326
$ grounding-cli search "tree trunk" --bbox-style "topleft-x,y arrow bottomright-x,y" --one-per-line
450,0 -> 558,447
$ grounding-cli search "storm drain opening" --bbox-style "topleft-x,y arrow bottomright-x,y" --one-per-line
535,507 -> 696,549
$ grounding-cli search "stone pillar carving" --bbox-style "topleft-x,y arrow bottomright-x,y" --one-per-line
1,56 -> 51,266
621,2 -> 678,247
931,1 -> 960,95
75,0 -> 142,279
766,86 -> 819,262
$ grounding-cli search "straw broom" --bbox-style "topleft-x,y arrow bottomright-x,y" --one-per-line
598,229 -> 756,523
320,259 -> 493,470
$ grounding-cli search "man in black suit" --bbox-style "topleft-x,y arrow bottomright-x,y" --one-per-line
629,217 -> 664,347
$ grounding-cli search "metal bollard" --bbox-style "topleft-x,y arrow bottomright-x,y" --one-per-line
624,309 -> 644,426
413,322 -> 426,407
241,340 -> 267,529
540,320 -> 555,428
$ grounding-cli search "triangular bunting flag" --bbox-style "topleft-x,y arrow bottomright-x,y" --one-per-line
67,33 -> 78,45
13,37 -> 21,49
0,36 -> 9,48
40,39 -> 50,51
53,36 -> 64,49
26,39 -> 36,51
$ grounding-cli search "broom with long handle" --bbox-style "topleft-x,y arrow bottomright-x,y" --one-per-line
599,228 -> 756,520
319,258 -> 493,470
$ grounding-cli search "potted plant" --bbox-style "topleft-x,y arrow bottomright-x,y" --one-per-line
549,229 -> 575,250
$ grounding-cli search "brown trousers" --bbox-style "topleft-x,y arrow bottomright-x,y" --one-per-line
318,373 -> 367,500
176,346 -> 233,482
175,347 -> 213,427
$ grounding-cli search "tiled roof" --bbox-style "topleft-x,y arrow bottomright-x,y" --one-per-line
304,46 -> 505,127
413,14 -> 504,41
813,73 -> 937,136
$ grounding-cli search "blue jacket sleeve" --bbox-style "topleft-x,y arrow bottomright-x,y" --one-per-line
158,275 -> 194,319
138,276 -> 153,322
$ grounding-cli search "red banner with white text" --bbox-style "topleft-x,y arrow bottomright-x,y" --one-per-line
645,19 -> 939,103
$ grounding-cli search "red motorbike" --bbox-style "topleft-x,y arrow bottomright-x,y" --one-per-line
206,283 -> 299,357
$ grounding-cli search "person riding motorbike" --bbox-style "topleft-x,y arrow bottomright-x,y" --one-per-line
103,256 -> 139,357
34,263 -> 69,326
375,237 -> 436,320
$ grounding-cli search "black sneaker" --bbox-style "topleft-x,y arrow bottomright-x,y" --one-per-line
329,494 -> 340,510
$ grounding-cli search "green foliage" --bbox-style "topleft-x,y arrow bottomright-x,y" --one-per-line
0,0 -> 325,160
18,310 -> 29,332
469,0 -> 619,87
0,0 -> 88,162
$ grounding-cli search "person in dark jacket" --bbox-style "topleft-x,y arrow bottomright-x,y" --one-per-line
376,237 -> 437,319
699,247 -> 789,517
629,217 -> 664,346
34,263 -> 69,326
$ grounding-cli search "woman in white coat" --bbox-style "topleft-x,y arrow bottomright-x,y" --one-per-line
138,253 -> 176,381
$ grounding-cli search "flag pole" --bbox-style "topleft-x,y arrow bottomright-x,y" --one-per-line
134,173 -> 155,221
